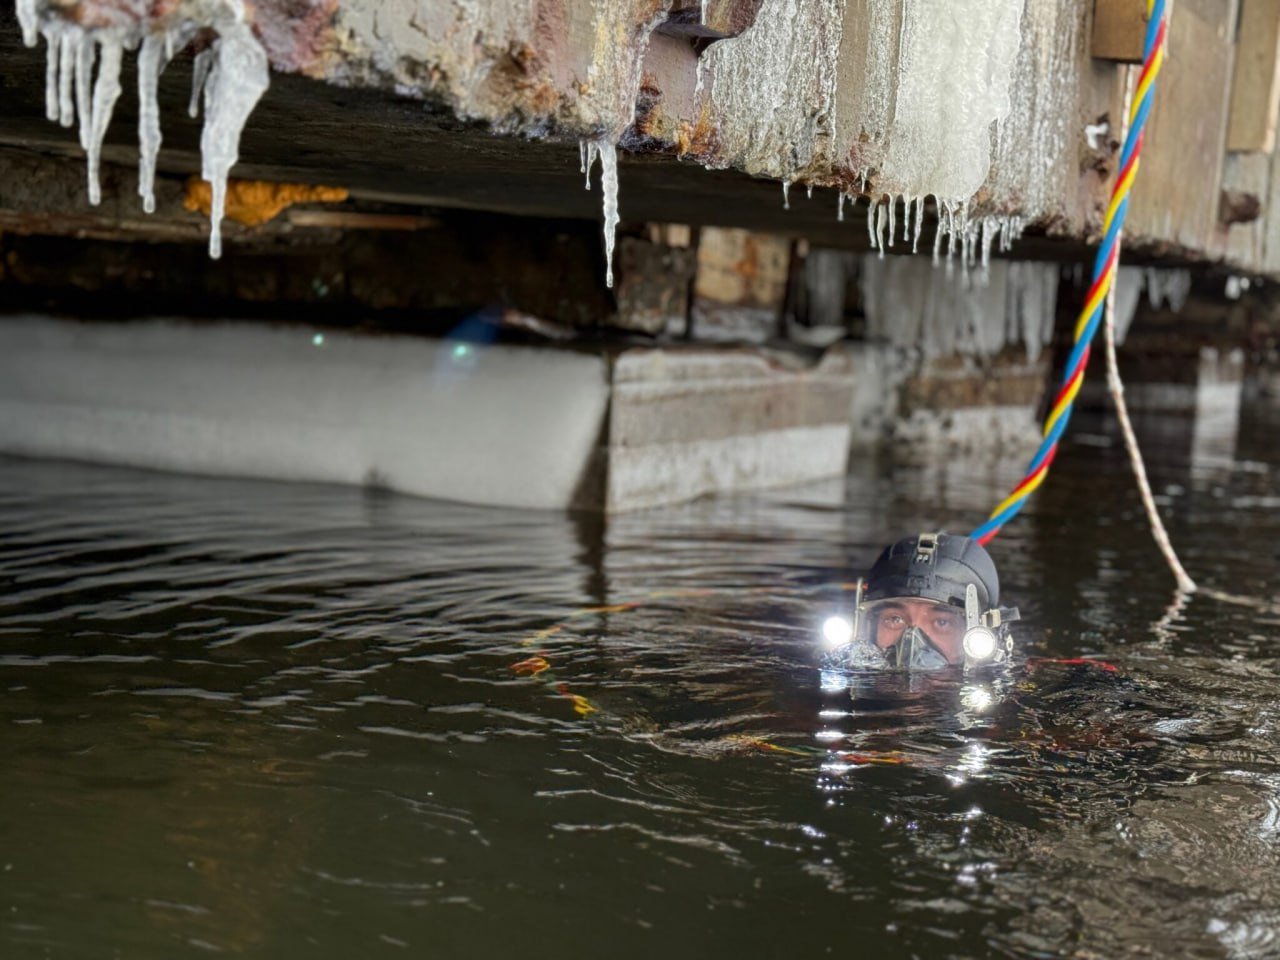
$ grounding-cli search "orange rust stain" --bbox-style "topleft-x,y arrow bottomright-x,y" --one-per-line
182,178 -> 348,227
676,105 -> 721,160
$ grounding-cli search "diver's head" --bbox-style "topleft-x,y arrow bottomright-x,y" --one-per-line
857,531 -> 1017,670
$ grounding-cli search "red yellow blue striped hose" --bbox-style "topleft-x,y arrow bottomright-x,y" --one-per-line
972,0 -> 1168,547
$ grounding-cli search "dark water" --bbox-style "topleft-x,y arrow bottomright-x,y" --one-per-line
2,404 -> 1279,959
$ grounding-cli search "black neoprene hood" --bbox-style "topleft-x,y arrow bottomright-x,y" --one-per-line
862,532 -> 1000,611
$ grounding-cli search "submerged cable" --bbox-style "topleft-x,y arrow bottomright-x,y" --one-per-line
971,0 -> 1168,546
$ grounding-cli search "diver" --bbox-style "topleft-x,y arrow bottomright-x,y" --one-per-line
823,531 -> 1020,673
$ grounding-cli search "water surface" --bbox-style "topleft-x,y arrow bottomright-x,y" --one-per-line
2,405 -> 1279,958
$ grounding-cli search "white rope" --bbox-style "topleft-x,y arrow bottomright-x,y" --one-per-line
1103,281 -> 1198,593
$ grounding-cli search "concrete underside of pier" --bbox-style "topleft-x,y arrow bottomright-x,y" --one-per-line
0,0 -> 1276,271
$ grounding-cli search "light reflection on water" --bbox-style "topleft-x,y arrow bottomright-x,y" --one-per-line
1,405 -> 1279,958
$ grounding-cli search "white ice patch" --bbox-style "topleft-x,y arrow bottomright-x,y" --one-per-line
18,0 -> 270,258
874,0 -> 1024,204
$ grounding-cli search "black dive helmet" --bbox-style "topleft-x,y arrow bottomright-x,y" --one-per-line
854,531 -> 1020,669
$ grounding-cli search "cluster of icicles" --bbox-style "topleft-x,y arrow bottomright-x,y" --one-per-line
579,139 -> 1024,290
856,193 -> 1023,276
15,0 -> 268,258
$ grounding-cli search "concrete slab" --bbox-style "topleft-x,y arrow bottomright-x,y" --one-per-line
608,346 -> 854,510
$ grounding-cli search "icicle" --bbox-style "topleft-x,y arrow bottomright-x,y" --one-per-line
913,195 -> 924,255
86,35 -> 124,206
782,180 -> 790,210
137,34 -> 165,215
595,139 -> 620,288
859,170 -> 867,194
200,20 -> 270,259
57,31 -> 75,126
886,194 -> 896,248
903,196 -> 913,246
980,218 -> 997,276
17,0 -> 38,47
188,47 -> 213,119
875,201 -> 886,259
164,26 -> 182,58
578,139 -> 586,174
837,193 -> 845,222
866,198 -> 877,251
582,139 -> 599,190
806,183 -> 813,200
74,34 -> 94,150
43,27 -> 59,122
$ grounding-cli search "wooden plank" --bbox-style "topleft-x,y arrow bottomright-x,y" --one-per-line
1128,0 -> 1238,250
1226,0 -> 1280,151
1092,0 -> 1149,62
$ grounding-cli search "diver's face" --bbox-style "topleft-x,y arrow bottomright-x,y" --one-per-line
873,600 -> 965,665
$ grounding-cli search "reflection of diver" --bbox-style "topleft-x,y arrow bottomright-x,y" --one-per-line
822,531 -> 1021,674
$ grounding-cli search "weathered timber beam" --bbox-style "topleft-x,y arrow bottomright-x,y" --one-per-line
1226,0 -> 1280,152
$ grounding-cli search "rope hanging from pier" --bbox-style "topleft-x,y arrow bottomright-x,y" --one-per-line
971,0 -> 1168,547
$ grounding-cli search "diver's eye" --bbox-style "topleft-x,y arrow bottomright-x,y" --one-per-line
931,616 -> 959,632
881,614 -> 907,630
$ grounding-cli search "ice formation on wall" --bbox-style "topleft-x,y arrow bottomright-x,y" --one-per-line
853,0 -> 1027,261
876,0 -> 1024,201
698,0 -> 1027,264
699,0 -> 845,184
986,1 -> 1083,232
860,254 -> 1058,361
16,0 -> 269,258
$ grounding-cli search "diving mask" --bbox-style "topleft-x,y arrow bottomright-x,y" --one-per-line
885,624 -> 951,671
